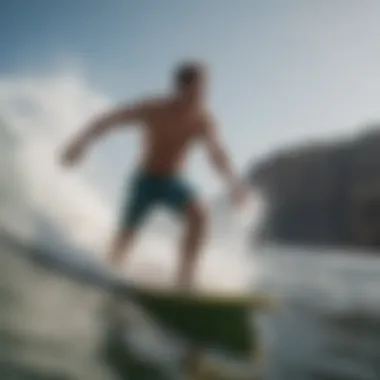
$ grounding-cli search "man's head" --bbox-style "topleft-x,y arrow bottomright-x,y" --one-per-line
174,61 -> 207,105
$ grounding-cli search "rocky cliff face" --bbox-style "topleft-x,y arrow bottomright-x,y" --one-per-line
249,127 -> 380,248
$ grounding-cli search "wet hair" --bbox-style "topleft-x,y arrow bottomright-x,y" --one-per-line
174,61 -> 205,90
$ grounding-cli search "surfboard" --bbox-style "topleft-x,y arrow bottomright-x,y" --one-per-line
28,241 -> 275,362
130,285 -> 277,358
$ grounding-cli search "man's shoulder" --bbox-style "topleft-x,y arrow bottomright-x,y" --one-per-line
197,109 -> 216,129
137,95 -> 171,112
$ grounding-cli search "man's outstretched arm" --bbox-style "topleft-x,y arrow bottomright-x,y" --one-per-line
201,115 -> 245,204
61,101 -> 148,166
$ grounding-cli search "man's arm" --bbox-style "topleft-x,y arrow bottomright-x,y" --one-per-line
61,101 -> 148,166
201,115 -> 244,202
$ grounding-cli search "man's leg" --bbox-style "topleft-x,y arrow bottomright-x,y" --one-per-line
108,228 -> 136,268
163,177 -> 207,287
177,202 -> 207,287
109,172 -> 154,269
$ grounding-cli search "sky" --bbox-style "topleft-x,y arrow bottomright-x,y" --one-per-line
2,0 -> 380,191
1,0 -> 380,281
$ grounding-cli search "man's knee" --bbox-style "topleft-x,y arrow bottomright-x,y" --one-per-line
186,203 -> 207,231
111,228 -> 135,252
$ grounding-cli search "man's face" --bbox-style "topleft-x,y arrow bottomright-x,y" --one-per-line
182,73 -> 207,105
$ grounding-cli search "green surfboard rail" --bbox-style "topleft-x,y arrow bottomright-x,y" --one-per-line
133,288 -> 276,357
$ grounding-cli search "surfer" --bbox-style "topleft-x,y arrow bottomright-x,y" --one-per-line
61,61 -> 246,287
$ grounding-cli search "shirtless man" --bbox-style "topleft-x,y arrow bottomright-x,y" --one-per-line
61,61 -> 245,287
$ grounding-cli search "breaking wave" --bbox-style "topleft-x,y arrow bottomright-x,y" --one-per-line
0,68 -> 261,290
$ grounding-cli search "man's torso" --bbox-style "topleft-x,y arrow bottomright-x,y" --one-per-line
139,98 -> 206,175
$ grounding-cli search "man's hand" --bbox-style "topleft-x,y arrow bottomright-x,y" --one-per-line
231,182 -> 248,208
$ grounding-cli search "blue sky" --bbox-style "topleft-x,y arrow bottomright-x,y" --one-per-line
2,0 -> 380,201
2,0 -> 380,283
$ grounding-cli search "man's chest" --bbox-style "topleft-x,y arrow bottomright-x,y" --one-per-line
152,114 -> 202,142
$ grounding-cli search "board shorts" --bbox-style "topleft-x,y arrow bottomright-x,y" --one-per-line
120,170 -> 196,231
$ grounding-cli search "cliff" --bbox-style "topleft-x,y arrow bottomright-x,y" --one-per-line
249,126 -> 380,248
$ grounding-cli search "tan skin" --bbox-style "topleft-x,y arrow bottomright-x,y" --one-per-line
62,73 -> 245,287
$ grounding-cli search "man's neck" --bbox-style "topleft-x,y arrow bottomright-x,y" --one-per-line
174,96 -> 201,113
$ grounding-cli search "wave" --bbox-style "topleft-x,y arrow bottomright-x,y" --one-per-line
0,68 -> 262,291
0,70 -> 115,251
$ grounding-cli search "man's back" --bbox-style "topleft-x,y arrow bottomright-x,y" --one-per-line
140,97 -> 206,174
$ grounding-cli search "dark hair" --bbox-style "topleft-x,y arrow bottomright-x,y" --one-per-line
174,61 -> 205,89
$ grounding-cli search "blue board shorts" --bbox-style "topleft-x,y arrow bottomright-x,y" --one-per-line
120,170 -> 196,230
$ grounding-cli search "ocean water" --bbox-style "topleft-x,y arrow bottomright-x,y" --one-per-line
1,234 -> 380,380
